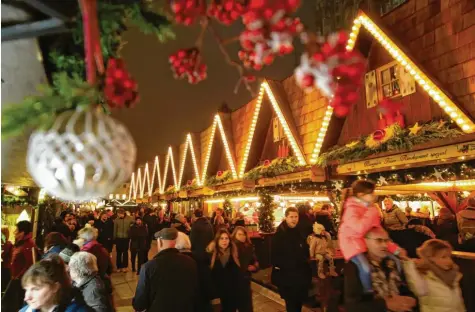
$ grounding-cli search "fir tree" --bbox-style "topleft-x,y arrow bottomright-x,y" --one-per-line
258,189 -> 275,233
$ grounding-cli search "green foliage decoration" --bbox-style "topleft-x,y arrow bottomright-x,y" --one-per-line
205,171 -> 233,186
2,0 -> 174,140
244,156 -> 303,180
258,188 -> 275,233
317,120 -> 462,166
223,198 -> 233,216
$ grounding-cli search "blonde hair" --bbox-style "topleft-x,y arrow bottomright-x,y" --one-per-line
77,226 -> 98,242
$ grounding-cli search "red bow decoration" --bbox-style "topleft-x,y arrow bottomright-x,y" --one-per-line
217,171 -> 223,177
263,159 -> 271,167
378,99 -> 405,128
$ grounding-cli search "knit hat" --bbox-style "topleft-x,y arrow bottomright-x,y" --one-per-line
155,228 -> 178,240
59,244 -> 80,264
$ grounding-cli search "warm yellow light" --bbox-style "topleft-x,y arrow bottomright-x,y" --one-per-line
310,105 -> 334,163
349,11 -> 475,134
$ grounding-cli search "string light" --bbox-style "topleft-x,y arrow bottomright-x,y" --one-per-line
274,195 -> 331,202
177,133 -> 202,187
201,115 -> 238,183
239,81 -> 307,177
347,12 -> 475,133
310,105 -> 334,164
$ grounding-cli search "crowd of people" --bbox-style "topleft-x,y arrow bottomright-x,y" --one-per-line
1,182 -> 474,312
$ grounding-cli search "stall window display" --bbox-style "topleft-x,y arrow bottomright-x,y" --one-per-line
385,200 -> 440,219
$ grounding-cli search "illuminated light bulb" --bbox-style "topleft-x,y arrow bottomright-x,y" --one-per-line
410,69 -> 416,75
450,112 -> 458,118
462,124 -> 470,131
434,95 -> 442,102
456,118 -> 464,124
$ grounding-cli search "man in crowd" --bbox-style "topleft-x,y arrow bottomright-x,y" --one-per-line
96,211 -> 114,253
52,211 -> 73,242
113,208 -> 133,272
271,207 -> 312,312
133,228 -> 199,312
457,197 -> 475,251
383,198 -> 408,231
344,227 -> 416,312
143,208 -> 158,260
190,208 -> 214,261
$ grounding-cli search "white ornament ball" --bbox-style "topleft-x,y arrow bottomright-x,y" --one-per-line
27,108 -> 136,201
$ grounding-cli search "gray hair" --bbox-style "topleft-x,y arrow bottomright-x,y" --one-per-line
77,225 -> 98,242
69,251 -> 98,279
175,231 -> 191,250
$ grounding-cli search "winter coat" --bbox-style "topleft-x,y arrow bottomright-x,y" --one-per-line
308,233 -> 332,257
1,240 -> 13,269
207,244 -> 242,311
11,233 -> 38,279
339,197 -> 398,261
95,220 -> 114,248
81,240 -> 112,278
143,214 -> 158,238
297,213 -> 314,237
190,217 -> 214,260
43,245 -> 63,259
129,224 -> 148,250
383,205 -> 408,231
113,217 -> 133,239
19,299 -> 90,312
133,248 -> 199,312
315,211 -> 336,236
235,240 -> 258,275
75,274 -> 113,312
271,221 -> 311,301
52,221 -> 73,242
403,261 -> 466,312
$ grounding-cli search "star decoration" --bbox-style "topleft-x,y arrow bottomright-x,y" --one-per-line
290,185 -> 297,193
334,181 -> 344,191
409,122 -> 422,135
345,141 -> 359,148
378,176 -> 388,185
433,168 -> 445,181
437,119 -> 447,129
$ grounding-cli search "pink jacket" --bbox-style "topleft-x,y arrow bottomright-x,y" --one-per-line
339,197 -> 398,260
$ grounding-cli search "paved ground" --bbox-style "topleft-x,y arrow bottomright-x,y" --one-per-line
110,242 -> 303,312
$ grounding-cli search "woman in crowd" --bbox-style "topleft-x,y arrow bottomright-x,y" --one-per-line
77,226 -> 112,294
42,232 -> 68,259
69,252 -> 114,312
403,239 -> 466,312
20,255 -> 89,312
232,226 -> 259,312
129,217 -> 148,274
207,229 -> 242,312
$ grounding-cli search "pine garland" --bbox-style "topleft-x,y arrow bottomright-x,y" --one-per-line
317,120 -> 463,166
244,156 -> 303,180
223,198 -> 233,217
205,171 -> 233,186
2,1 -> 174,140
258,189 -> 275,233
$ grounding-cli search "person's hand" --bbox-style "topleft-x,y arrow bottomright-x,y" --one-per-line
385,295 -> 417,312
248,265 -> 257,272
397,248 -> 408,259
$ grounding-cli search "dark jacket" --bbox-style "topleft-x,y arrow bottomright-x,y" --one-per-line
297,213 -> 314,237
235,241 -> 258,275
209,250 -> 242,311
344,258 -> 415,312
76,274 -> 113,312
271,221 -> 311,301
129,224 -> 148,250
143,214 -> 158,239
95,219 -> 114,248
315,211 -> 336,236
190,217 -> 214,260
52,220 -> 73,242
133,248 -> 199,312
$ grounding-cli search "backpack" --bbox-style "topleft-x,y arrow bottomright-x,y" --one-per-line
457,207 -> 475,242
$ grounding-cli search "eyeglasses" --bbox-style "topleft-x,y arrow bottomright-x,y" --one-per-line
366,237 -> 391,244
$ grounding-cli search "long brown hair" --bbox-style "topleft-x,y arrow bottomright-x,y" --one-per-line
231,226 -> 252,246
22,255 -> 72,307
206,228 -> 240,269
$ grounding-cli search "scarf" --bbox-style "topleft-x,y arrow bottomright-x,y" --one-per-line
415,258 -> 459,288
370,258 -> 401,299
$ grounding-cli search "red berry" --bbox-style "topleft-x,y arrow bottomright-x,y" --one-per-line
263,54 -> 274,65
301,74 -> 314,88
334,105 -> 349,117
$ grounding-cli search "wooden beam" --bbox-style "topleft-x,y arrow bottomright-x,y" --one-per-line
1,18 -> 68,41
21,0 -> 69,21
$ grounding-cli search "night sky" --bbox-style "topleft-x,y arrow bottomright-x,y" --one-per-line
112,2 -> 317,167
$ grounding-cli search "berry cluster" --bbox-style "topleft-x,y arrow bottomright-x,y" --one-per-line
104,58 -> 139,109
239,0 -> 302,69
171,0 -> 205,25
208,0 -> 248,25
169,48 -> 207,84
295,31 -> 366,117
